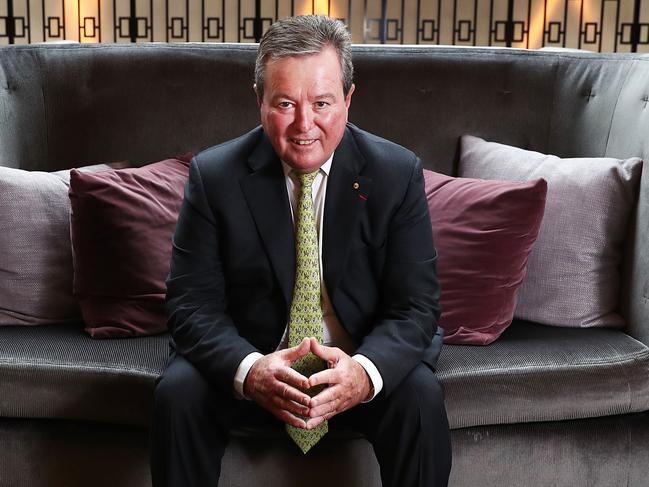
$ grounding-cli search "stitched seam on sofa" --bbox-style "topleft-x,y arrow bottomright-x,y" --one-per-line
444,346 -> 649,368
546,55 -> 560,152
452,407 -> 634,430
0,360 -> 160,377
16,44 -> 258,54
603,59 -> 635,155
250,46 -> 641,66
31,48 -> 51,171
12,44 -> 649,65
618,353 -> 634,413
352,46 -> 649,63
436,355 -> 649,379
624,416 -> 632,487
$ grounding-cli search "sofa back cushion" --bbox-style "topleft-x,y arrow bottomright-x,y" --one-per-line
424,170 -> 547,344
69,156 -> 190,338
0,163 -> 127,326
458,135 -> 643,328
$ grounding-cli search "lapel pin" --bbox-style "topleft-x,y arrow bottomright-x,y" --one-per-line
353,182 -> 360,190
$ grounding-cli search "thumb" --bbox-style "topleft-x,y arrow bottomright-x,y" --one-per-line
281,337 -> 311,362
309,337 -> 339,362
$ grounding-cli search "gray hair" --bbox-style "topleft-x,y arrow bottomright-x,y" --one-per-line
254,15 -> 353,100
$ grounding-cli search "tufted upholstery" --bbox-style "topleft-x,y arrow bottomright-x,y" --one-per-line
1,45 -> 648,172
1,45 -> 647,348
1,44 -> 649,486
2,321 -> 649,431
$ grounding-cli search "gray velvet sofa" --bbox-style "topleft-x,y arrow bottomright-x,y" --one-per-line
1,43 -> 648,487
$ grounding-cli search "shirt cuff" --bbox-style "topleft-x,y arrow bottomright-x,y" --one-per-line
352,354 -> 383,402
233,352 -> 264,400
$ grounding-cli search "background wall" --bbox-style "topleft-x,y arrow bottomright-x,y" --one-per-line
1,0 -> 648,52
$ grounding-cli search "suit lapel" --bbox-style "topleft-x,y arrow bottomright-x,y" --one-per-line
323,128 -> 372,296
240,133 -> 295,309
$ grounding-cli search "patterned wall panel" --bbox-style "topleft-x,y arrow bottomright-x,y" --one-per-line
113,0 -> 152,42
1,0 -> 31,44
166,0 -> 188,41
78,0 -> 99,41
42,0 -> 64,41
364,0 -> 404,43
416,0 -> 441,43
202,0 -> 225,41
0,0 -> 646,52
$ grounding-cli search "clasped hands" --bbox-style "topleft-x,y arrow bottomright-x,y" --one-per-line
243,337 -> 371,429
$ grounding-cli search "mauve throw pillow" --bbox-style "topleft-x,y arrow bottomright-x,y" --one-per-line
69,156 -> 191,338
0,162 -> 129,326
459,135 -> 643,328
424,170 -> 547,345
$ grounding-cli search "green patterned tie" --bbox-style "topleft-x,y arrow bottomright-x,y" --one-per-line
286,170 -> 328,454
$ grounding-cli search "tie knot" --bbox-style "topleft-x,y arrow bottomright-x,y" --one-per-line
297,171 -> 318,189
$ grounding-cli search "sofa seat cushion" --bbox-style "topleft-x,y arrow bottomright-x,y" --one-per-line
4,322 -> 649,432
438,321 -> 649,429
0,324 -> 168,427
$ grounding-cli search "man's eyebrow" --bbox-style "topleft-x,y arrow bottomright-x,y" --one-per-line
270,93 -> 293,101
314,93 -> 337,101
268,92 -> 338,102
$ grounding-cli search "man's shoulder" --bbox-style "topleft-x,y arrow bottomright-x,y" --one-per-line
345,123 -> 419,172
193,126 -> 264,174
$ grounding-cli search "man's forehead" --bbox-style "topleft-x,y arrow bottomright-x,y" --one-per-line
263,46 -> 338,66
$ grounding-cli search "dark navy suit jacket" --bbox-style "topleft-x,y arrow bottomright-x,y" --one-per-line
165,123 -> 443,398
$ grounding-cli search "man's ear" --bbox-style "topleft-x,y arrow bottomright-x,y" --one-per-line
344,83 -> 355,109
253,84 -> 262,108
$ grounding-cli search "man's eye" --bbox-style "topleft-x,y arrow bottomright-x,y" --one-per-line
314,101 -> 329,108
278,102 -> 293,108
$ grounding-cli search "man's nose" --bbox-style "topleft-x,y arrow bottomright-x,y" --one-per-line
293,104 -> 314,132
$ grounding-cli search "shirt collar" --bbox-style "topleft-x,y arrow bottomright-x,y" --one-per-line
281,152 -> 334,178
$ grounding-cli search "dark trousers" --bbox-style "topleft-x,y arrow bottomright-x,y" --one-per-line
150,353 -> 452,487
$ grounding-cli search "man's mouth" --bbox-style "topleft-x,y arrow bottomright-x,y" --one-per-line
290,138 -> 316,146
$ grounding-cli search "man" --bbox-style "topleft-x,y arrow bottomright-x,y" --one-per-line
151,15 -> 451,487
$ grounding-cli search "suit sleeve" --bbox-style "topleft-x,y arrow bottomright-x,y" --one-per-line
165,159 -> 259,391
354,157 -> 441,397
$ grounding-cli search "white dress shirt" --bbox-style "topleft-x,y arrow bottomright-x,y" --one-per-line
233,153 -> 383,401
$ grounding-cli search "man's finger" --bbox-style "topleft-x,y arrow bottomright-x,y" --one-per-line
309,383 -> 341,408
305,416 -> 326,429
275,366 -> 310,392
309,384 -> 344,417
274,409 -> 308,429
309,397 -> 342,418
271,395 -> 310,417
309,338 -> 340,362
281,337 -> 312,362
274,378 -> 311,406
308,367 -> 338,388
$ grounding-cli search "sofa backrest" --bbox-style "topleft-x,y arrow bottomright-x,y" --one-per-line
1,43 -> 647,344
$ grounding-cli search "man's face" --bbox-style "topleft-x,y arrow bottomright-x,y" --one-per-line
257,46 -> 354,174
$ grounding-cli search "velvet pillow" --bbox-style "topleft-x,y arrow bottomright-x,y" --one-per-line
424,170 -> 547,345
0,162 -> 128,326
69,156 -> 191,338
458,135 -> 643,328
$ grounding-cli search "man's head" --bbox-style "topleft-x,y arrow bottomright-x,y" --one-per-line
254,15 -> 354,101
254,16 -> 355,173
